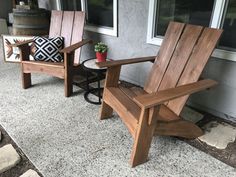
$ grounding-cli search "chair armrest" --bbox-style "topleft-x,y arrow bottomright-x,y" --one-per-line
133,79 -> 217,109
60,39 -> 92,54
96,56 -> 156,68
10,35 -> 49,47
11,39 -> 34,47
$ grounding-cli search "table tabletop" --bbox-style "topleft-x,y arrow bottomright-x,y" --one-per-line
82,58 -> 111,72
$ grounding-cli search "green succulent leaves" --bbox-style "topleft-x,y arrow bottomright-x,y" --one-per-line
94,42 -> 108,53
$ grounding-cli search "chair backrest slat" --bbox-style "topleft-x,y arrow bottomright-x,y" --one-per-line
144,22 -> 222,115
49,11 -> 63,37
71,11 -> 85,65
167,27 -> 223,115
49,11 -> 85,65
158,24 -> 203,91
60,11 -> 75,48
144,22 -> 185,93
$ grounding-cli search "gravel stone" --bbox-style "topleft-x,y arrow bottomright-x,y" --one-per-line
20,169 -> 40,177
0,144 -> 21,173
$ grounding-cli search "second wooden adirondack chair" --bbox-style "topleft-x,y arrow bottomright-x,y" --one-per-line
13,10 -> 92,97
97,22 -> 223,167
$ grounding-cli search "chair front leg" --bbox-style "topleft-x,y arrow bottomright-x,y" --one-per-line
100,66 -> 121,120
64,52 -> 74,97
130,106 -> 159,167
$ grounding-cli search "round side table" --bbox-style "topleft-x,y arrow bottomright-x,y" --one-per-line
82,58 -> 108,105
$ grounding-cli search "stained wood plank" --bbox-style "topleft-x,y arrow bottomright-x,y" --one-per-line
49,11 -> 63,37
60,39 -> 92,53
120,87 -> 181,122
130,106 -> 158,167
158,105 -> 181,121
154,120 -> 203,139
168,28 -> 223,115
19,44 -> 31,88
134,79 -> 217,109
120,86 -> 137,99
144,22 -> 185,93
72,11 -> 85,65
96,56 -> 156,68
158,24 -> 203,91
64,52 -> 74,97
130,87 -> 147,97
105,88 -> 140,121
22,61 -> 64,68
22,63 -> 65,79
104,66 -> 121,87
60,11 -> 75,48
100,66 -> 121,119
103,87 -> 140,137
120,86 -> 147,99
11,39 -> 33,47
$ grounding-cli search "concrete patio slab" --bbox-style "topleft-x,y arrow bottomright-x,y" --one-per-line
199,121 -> 236,149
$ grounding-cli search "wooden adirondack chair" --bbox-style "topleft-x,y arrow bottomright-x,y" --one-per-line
13,11 -> 92,97
97,22 -> 223,167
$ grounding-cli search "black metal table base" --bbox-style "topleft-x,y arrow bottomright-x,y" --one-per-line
82,58 -> 107,105
84,88 -> 103,105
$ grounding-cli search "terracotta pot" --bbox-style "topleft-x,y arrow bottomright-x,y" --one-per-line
96,52 -> 107,62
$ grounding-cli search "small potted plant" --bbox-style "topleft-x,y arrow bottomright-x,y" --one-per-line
94,42 -> 108,62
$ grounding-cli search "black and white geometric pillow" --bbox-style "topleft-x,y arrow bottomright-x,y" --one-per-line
33,36 -> 64,62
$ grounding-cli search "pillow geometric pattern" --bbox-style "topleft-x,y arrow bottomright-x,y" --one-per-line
33,36 -> 64,62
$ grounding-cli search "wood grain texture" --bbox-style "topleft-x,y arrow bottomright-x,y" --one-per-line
158,105 -> 181,121
167,28 -> 223,115
19,44 -> 31,88
158,24 -> 203,91
22,62 -> 65,79
22,61 -> 64,68
100,66 -> 121,119
49,11 -> 63,37
72,11 -> 85,64
11,39 -> 33,47
64,53 -> 74,97
144,22 -> 185,93
155,120 -> 203,139
103,87 -> 139,137
130,107 -> 158,167
104,66 -> 121,87
60,39 -> 92,54
120,86 -> 147,99
96,56 -> 156,68
120,87 -> 180,122
60,11 -> 75,48
134,79 -> 217,109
